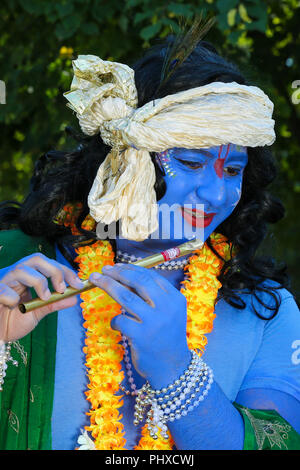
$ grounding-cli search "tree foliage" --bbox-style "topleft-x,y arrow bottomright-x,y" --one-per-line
0,0 -> 299,296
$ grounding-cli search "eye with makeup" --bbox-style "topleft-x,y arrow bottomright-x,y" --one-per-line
223,166 -> 243,176
173,156 -> 245,176
174,158 -> 205,170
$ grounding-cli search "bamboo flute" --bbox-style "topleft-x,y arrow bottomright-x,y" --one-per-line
19,238 -> 204,314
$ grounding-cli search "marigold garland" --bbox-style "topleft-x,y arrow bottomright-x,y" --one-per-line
55,202 -> 231,450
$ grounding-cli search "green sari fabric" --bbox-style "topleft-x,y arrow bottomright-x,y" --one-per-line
234,403 -> 300,450
0,229 -> 57,450
0,228 -> 299,450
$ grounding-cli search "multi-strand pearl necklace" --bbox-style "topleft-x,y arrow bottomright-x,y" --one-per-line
115,250 -> 189,271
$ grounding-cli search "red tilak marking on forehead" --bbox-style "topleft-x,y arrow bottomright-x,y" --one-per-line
214,144 -> 230,178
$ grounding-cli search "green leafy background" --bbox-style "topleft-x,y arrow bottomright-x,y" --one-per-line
0,0 -> 299,299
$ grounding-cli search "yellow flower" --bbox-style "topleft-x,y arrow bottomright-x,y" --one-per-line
59,46 -> 74,58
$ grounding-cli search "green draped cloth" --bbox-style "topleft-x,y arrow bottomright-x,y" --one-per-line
0,228 -> 299,450
234,403 -> 300,450
0,229 -> 57,450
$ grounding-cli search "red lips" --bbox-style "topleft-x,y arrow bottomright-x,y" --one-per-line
181,207 -> 216,228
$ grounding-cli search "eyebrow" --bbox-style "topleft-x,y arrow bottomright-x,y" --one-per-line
198,149 -> 248,159
196,149 -> 214,158
175,149 -> 214,158
173,148 -> 247,160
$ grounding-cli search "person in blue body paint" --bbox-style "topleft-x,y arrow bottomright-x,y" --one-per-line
89,144 -> 299,450
0,39 -> 299,450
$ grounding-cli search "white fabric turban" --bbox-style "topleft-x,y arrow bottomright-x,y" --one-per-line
64,54 -> 275,241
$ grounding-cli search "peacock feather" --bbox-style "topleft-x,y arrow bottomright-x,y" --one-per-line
156,14 -> 216,96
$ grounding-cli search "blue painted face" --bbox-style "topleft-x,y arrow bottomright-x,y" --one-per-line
154,144 -> 248,243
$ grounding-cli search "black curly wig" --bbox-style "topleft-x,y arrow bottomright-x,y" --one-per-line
0,38 -> 290,319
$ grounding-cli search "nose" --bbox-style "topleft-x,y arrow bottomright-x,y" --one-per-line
196,167 -> 227,208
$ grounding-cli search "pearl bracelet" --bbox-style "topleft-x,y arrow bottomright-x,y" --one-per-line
0,341 -> 18,391
154,351 -> 205,403
133,351 -> 214,440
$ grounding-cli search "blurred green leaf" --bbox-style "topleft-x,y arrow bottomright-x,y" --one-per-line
134,11 -> 154,25
167,3 -> 193,16
54,3 -> 74,19
238,3 -> 252,23
19,0 -> 46,15
140,22 -> 162,40
227,8 -> 237,27
55,13 -> 82,39
80,22 -> 100,35
245,2 -> 268,32
216,0 -> 239,14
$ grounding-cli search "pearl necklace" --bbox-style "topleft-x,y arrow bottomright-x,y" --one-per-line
115,250 -> 189,270
119,332 -> 139,397
117,254 -> 192,397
